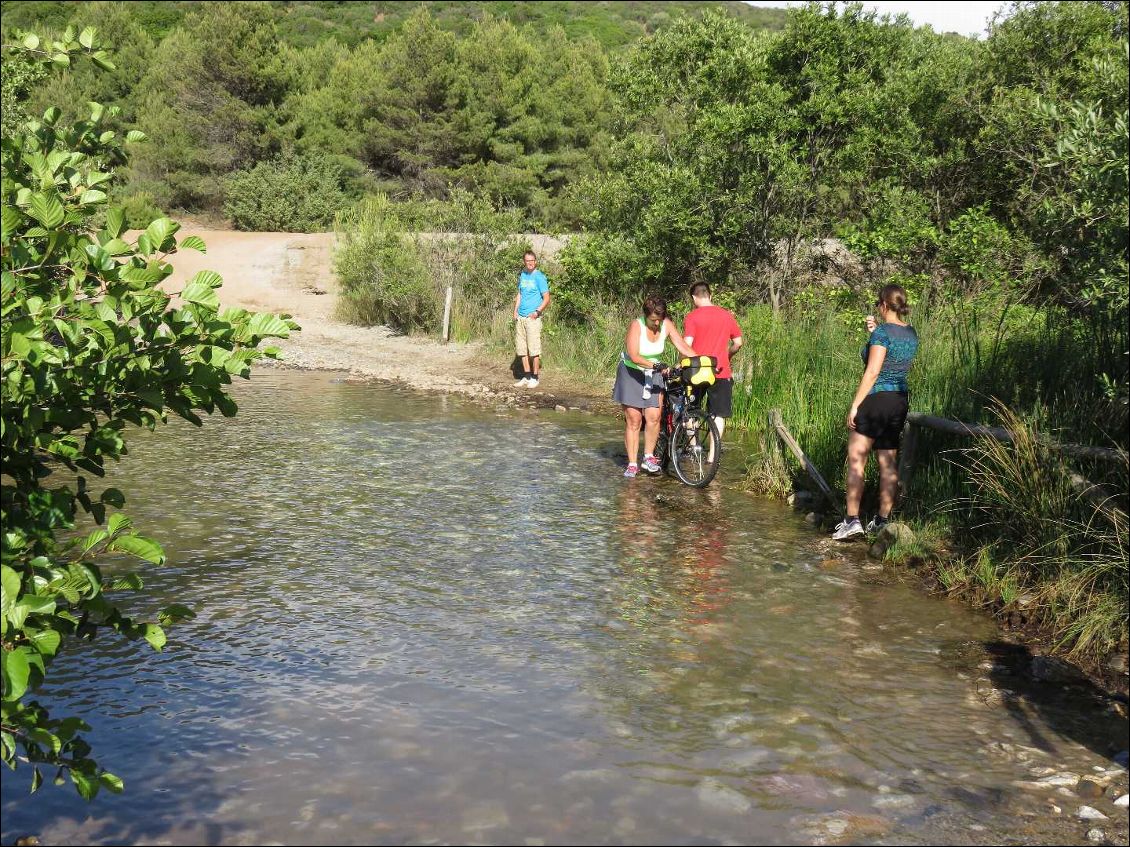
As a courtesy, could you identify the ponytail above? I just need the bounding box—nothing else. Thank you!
[878,284,911,319]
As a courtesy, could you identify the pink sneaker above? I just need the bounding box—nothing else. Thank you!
[623,463,639,478]
[642,454,661,474]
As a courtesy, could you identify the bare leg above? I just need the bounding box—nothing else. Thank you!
[708,416,725,463]
[642,405,661,456]
[845,431,874,517]
[521,355,531,376]
[530,355,540,378]
[876,448,899,518]
[624,406,643,466]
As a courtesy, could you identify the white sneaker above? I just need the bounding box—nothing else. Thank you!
[866,516,889,534]
[514,377,530,387]
[832,518,865,541]
[526,377,539,388]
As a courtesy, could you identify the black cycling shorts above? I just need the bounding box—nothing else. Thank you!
[704,377,733,418]
[855,391,909,450]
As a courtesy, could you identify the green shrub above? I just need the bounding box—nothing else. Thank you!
[224,153,352,232]
[333,196,436,332]
[116,189,166,229]
[334,191,533,338]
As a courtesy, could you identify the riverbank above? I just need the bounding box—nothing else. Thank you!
[173,225,1127,702]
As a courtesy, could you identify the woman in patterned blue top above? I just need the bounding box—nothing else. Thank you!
[833,284,919,541]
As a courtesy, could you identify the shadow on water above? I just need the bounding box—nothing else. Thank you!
[982,641,1128,762]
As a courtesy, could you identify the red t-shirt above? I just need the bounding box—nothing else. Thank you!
[683,305,742,379]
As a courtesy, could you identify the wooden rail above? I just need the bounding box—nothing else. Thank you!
[767,408,1125,515]
[904,412,1124,464]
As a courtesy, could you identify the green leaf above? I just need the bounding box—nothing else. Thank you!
[0,566,19,616]
[99,772,124,793]
[106,206,125,237]
[145,217,179,251]
[100,488,125,507]
[106,534,166,565]
[180,235,207,253]
[31,766,42,794]
[106,513,131,535]
[189,269,223,289]
[22,33,40,50]
[142,624,167,651]
[28,192,65,229]
[248,313,293,337]
[29,629,61,658]
[158,604,196,625]
[2,648,31,700]
[182,282,220,310]
[125,130,147,143]
[80,189,107,205]
[90,51,115,72]
[1,206,21,241]
[71,768,99,801]
[101,238,131,256]
[79,26,96,48]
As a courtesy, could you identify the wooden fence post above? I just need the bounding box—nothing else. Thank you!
[897,422,918,501]
[769,409,837,507]
[441,285,453,344]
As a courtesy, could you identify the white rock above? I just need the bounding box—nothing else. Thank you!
[1078,805,1109,821]
[1086,828,1105,842]
[1037,772,1081,786]
[1114,794,1129,807]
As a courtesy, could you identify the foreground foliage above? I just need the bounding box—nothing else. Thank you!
[1,29,297,797]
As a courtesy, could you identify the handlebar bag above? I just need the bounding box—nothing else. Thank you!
[679,355,717,387]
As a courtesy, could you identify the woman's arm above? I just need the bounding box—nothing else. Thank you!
[666,319,698,359]
[847,345,887,429]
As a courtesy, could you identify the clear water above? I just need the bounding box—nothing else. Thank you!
[2,371,1124,846]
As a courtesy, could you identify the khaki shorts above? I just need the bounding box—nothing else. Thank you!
[515,315,543,357]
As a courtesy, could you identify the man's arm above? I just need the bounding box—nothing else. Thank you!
[532,290,550,319]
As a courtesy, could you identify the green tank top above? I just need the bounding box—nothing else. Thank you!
[622,318,668,371]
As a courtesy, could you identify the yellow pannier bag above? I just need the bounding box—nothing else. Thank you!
[679,355,717,387]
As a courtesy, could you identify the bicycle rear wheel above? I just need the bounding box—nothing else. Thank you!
[669,409,721,487]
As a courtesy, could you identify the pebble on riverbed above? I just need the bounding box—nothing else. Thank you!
[1078,805,1109,820]
[1077,778,1107,799]
[1087,828,1106,842]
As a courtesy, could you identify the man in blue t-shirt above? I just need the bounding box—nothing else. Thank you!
[512,251,550,388]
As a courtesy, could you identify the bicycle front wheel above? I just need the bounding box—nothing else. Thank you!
[669,409,721,487]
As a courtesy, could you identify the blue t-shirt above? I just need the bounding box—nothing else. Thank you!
[861,323,918,393]
[517,270,549,317]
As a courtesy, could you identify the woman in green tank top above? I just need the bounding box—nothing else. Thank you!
[613,295,697,478]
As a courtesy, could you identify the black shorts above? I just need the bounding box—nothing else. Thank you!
[855,391,908,450]
[703,378,733,418]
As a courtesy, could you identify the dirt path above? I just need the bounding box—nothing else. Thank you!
[165,227,617,413]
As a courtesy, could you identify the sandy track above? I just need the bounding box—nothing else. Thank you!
[164,227,614,412]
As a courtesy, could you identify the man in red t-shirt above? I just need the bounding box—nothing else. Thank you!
[683,282,743,442]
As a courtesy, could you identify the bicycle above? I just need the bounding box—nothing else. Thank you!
[653,357,722,487]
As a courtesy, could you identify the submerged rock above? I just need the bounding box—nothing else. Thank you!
[1078,805,1109,820]
[868,521,914,559]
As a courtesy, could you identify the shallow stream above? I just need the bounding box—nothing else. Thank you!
[2,371,1125,845]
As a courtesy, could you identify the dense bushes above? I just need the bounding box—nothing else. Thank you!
[333,192,527,338]
[224,153,353,232]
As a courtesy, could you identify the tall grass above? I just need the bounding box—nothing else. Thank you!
[948,402,1128,657]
